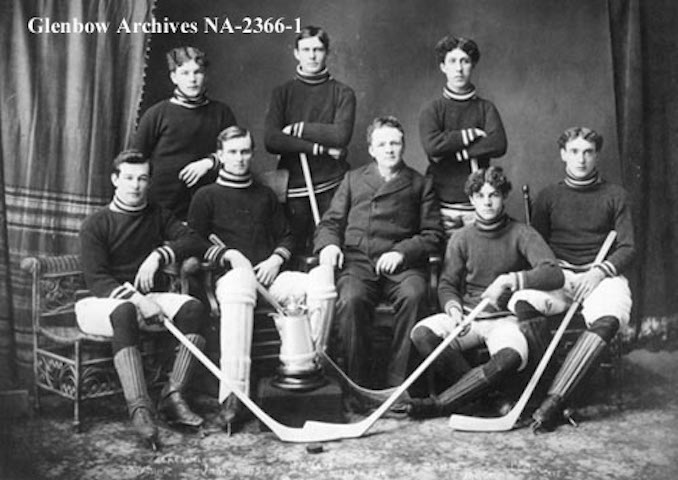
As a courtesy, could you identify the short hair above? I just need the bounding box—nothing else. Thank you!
[112,149,151,176]
[557,127,603,152]
[216,125,254,150]
[295,25,330,50]
[464,166,512,197]
[366,116,405,145]
[434,36,480,65]
[166,46,208,72]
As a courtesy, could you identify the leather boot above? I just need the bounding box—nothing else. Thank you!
[532,330,607,433]
[215,392,247,436]
[158,334,205,428]
[114,346,159,449]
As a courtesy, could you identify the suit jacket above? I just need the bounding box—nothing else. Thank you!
[314,161,443,270]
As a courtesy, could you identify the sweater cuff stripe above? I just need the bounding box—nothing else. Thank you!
[111,284,135,300]
[205,245,227,265]
[468,128,475,142]
[462,149,469,160]
[273,247,291,262]
[154,246,175,266]
[462,129,469,146]
[455,151,463,162]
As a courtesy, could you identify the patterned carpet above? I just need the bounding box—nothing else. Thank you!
[2,349,677,480]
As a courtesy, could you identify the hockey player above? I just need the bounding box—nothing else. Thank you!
[419,35,507,238]
[187,125,294,433]
[76,150,209,448]
[133,46,237,220]
[406,166,564,418]
[264,25,356,259]
[509,127,635,432]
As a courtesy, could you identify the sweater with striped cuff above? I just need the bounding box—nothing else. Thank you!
[419,88,507,204]
[187,179,294,267]
[132,99,236,220]
[531,177,635,276]
[80,201,206,299]
[264,73,356,194]
[438,217,564,315]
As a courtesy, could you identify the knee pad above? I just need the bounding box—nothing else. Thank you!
[589,316,620,343]
[482,348,522,380]
[110,301,139,354]
[410,325,440,356]
[173,299,206,335]
[512,300,543,321]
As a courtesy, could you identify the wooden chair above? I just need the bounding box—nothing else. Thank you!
[21,254,189,431]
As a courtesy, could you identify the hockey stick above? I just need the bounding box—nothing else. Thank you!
[209,233,399,403]
[300,152,321,225]
[318,351,401,404]
[162,298,487,443]
[207,234,286,316]
[448,231,617,432]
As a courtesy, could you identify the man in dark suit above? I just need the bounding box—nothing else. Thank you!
[314,116,444,389]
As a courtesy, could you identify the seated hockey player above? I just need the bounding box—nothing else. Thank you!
[509,126,635,432]
[76,150,209,449]
[406,166,564,418]
[187,125,295,433]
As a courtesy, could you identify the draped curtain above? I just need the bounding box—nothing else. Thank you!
[0,0,153,387]
[608,0,678,327]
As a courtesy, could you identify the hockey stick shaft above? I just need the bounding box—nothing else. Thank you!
[449,230,617,431]
[318,350,399,402]
[208,234,286,316]
[300,152,321,225]
[303,298,492,438]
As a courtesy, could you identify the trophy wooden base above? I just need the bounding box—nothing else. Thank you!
[257,376,345,428]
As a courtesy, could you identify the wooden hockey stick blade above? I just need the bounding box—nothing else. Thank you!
[162,318,354,443]
[302,299,491,438]
[448,231,617,432]
[318,350,401,404]
[166,298,487,442]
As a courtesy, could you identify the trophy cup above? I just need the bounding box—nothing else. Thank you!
[269,265,337,391]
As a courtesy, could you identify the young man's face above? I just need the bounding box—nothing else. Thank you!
[111,162,151,207]
[440,48,474,93]
[470,183,505,222]
[560,136,599,179]
[218,135,253,176]
[170,59,206,97]
[368,126,404,171]
[294,36,327,75]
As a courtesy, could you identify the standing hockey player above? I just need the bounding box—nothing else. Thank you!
[264,25,356,259]
[419,35,507,238]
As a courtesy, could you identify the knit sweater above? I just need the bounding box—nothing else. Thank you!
[531,178,635,275]
[438,218,563,314]
[132,99,236,220]
[80,202,206,299]
[419,91,507,204]
[187,181,294,266]
[264,76,356,195]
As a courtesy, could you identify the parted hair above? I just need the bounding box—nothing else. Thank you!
[557,127,604,152]
[166,46,208,72]
[295,25,330,50]
[216,125,254,150]
[464,166,512,197]
[435,36,480,65]
[366,116,405,145]
[112,149,151,176]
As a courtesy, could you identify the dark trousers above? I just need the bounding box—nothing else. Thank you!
[336,254,428,387]
[285,187,337,258]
